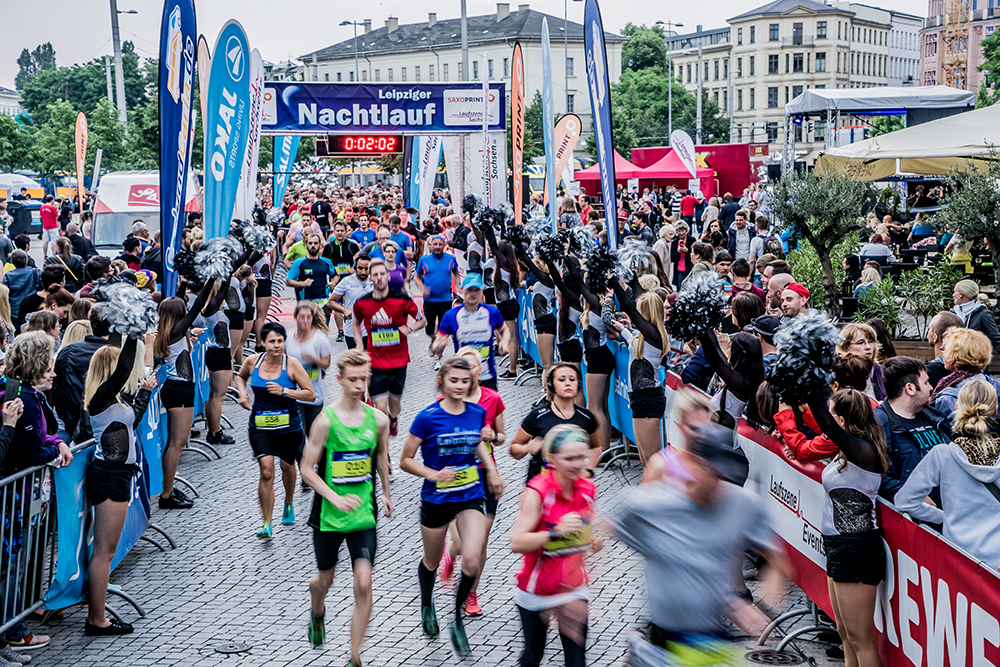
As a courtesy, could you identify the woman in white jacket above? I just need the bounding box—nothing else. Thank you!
[896,378,1000,569]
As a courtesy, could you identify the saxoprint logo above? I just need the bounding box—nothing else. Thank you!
[226,35,244,80]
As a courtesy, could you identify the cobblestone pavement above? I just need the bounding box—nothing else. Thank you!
[33,292,838,667]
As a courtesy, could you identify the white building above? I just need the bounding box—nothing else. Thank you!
[299,3,625,147]
[0,86,24,117]
[668,0,921,154]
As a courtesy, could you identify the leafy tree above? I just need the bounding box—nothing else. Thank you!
[857,277,901,337]
[869,115,904,137]
[978,30,1000,106]
[0,115,32,172]
[976,81,995,109]
[14,43,56,91]
[122,94,159,170]
[86,98,127,169]
[524,90,545,158]
[896,261,963,339]
[771,170,874,318]
[621,23,667,72]
[787,232,858,310]
[31,99,78,179]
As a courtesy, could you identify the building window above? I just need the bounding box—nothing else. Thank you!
[794,124,802,142]
[415,66,421,81]
[767,121,779,142]
[488,59,494,78]
[350,71,355,82]
[429,64,435,81]
[785,86,789,103]
[750,88,755,109]
[750,26,755,43]
[792,84,803,99]
[567,57,574,76]
[737,57,742,77]
[458,62,463,79]
[375,69,380,82]
[793,22,803,45]
[723,89,728,110]
[704,61,709,81]
[389,68,394,82]
[337,72,342,82]
[714,91,719,105]
[401,67,407,81]
[785,53,790,73]
[503,57,509,76]
[768,86,778,108]
[738,27,743,45]
[815,123,825,140]
[473,61,478,79]
[838,22,842,39]
[793,53,804,73]
[749,55,755,76]
[714,60,719,80]
[567,93,574,112]
[724,59,729,79]
[818,21,827,39]
[816,52,826,72]
[324,73,329,81]
[737,89,743,110]
[768,54,778,74]
[443,64,449,81]
[769,23,779,41]
[362,70,368,81]
[687,63,692,83]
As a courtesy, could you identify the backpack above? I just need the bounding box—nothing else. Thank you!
[760,233,784,259]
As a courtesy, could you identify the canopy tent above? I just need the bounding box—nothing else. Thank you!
[574,150,643,182]
[642,150,715,179]
[784,85,975,117]
[815,103,1000,181]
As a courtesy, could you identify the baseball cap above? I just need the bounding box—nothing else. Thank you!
[687,423,750,485]
[784,282,810,300]
[744,315,780,338]
[617,210,628,219]
[713,251,733,265]
[462,273,484,290]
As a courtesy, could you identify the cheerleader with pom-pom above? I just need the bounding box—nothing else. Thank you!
[483,223,522,380]
[513,243,557,378]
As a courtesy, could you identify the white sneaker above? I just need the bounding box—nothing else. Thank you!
[0,654,23,667]
[433,360,441,371]
[0,649,25,663]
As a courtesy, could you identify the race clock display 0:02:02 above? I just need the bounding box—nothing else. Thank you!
[328,135,403,155]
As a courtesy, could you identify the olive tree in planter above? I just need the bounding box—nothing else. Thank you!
[857,277,902,337]
[896,261,964,340]
[771,170,874,319]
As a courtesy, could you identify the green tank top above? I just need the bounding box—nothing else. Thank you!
[308,405,378,533]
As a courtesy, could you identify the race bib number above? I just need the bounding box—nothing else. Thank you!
[335,263,352,275]
[306,367,321,381]
[254,410,290,429]
[372,327,400,347]
[435,465,481,493]
[331,451,372,485]
[475,345,490,360]
[543,523,592,557]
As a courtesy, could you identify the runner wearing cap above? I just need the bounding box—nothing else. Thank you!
[432,274,509,391]
[781,283,810,320]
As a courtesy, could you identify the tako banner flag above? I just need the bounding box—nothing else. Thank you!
[272,135,300,208]
[74,112,87,211]
[541,19,557,233]
[204,20,250,241]
[670,129,698,179]
[234,49,263,222]
[159,0,196,297]
[410,136,441,221]
[197,34,210,149]
[544,114,582,206]
[583,0,617,248]
[511,42,525,225]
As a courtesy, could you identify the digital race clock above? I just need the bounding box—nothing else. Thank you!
[316,134,404,157]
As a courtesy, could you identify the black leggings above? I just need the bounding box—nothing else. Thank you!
[424,300,452,337]
[517,605,587,667]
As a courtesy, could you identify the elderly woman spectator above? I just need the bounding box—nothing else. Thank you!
[951,279,1000,354]
[930,328,1000,424]
[897,378,1000,568]
[837,323,886,401]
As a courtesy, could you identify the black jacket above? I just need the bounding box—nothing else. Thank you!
[52,334,109,436]
[68,233,98,262]
[953,303,1000,353]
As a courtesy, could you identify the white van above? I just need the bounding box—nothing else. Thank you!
[92,170,201,248]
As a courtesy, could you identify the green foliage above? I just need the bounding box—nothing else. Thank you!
[896,261,964,339]
[0,116,32,172]
[977,30,1000,106]
[15,43,56,91]
[772,170,873,317]
[524,90,545,160]
[976,81,995,109]
[787,232,858,308]
[875,185,908,221]
[869,115,904,137]
[857,277,901,337]
[621,23,667,72]
[30,99,77,179]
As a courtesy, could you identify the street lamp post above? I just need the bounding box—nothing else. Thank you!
[339,19,368,82]
[109,0,136,127]
[655,20,683,137]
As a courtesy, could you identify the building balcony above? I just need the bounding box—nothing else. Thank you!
[782,36,815,47]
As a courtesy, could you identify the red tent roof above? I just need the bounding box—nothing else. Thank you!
[641,149,714,179]
[574,150,642,180]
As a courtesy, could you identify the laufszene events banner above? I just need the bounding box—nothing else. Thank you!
[260,82,506,135]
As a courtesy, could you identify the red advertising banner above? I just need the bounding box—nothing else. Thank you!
[511,42,524,226]
[74,112,88,211]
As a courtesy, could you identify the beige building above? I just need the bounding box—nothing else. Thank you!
[920,0,1000,90]
[669,0,918,154]
[299,3,625,149]
[0,86,24,117]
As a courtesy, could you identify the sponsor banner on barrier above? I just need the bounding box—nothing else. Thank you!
[541,19,557,233]
[260,82,506,134]
[517,290,542,367]
[272,135,300,209]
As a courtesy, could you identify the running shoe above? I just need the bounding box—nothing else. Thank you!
[464,591,482,617]
[433,360,441,371]
[389,418,398,437]
[308,608,325,646]
[450,619,471,657]
[428,341,435,358]
[158,490,194,509]
[83,620,132,637]
[421,602,439,637]
[336,330,345,343]
[256,522,273,539]
[440,547,454,583]
[5,632,49,649]
[0,648,26,663]
[282,504,295,525]
[498,370,517,381]
[207,431,236,445]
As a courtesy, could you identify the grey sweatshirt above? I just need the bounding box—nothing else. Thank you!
[895,441,1000,568]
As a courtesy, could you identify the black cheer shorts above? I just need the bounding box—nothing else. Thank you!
[585,344,616,375]
[498,299,520,321]
[630,386,666,419]
[824,531,886,585]
[535,313,557,336]
[558,339,584,364]
[206,347,232,373]
[86,459,135,504]
[161,379,195,409]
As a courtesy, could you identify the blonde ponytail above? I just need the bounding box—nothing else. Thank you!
[953,379,998,440]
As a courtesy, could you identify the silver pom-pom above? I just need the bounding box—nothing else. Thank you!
[666,271,728,342]
[563,226,598,260]
[770,311,841,404]
[194,237,242,284]
[240,221,276,254]
[615,238,656,280]
[266,207,284,226]
[95,282,159,339]
[533,234,565,265]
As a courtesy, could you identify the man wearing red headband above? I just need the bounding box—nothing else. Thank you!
[781,282,810,319]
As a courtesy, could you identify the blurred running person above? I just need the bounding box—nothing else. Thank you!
[236,322,316,537]
[322,220,360,342]
[250,252,273,353]
[352,258,426,436]
[286,233,337,322]
[432,273,509,391]
[285,301,332,437]
[301,350,392,666]
[400,356,504,656]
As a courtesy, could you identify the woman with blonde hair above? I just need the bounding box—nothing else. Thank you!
[0,284,13,344]
[897,378,1000,568]
[59,319,92,351]
[284,301,331,438]
[930,327,1000,419]
[701,196,721,227]
[852,268,881,298]
[837,322,885,401]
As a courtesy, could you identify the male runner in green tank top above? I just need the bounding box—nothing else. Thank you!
[301,349,392,667]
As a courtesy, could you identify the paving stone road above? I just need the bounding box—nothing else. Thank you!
[32,290,838,667]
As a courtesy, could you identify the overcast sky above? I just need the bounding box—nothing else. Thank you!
[0,0,924,91]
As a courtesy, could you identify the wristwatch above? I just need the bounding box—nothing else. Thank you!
[548,527,560,540]
[281,387,288,396]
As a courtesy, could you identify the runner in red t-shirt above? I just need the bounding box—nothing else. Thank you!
[39,194,60,258]
[352,257,426,435]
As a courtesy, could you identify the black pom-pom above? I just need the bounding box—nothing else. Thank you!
[665,272,728,342]
[462,194,481,216]
[174,250,197,282]
[586,246,618,294]
[769,311,840,404]
[533,234,564,265]
[562,226,598,260]
[506,224,530,247]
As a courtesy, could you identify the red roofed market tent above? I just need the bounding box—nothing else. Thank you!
[574,150,643,185]
[575,149,717,201]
